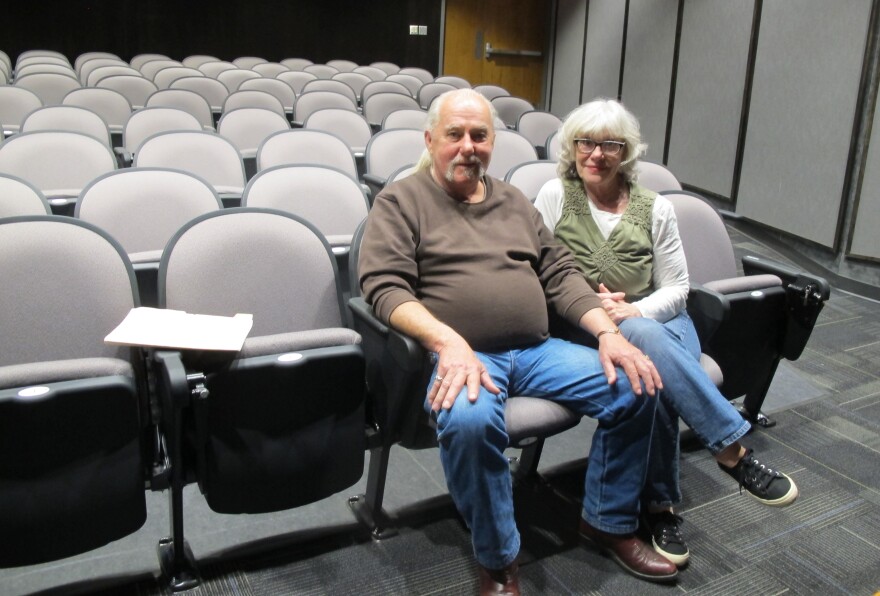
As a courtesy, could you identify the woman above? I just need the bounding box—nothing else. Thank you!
[534,98,798,567]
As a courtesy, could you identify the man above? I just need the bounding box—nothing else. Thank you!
[359,89,677,594]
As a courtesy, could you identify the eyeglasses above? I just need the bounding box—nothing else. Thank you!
[574,139,626,156]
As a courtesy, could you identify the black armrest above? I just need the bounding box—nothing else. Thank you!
[361,174,388,205]
[742,255,830,300]
[686,283,731,346]
[348,297,435,449]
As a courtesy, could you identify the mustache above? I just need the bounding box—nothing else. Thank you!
[452,155,484,166]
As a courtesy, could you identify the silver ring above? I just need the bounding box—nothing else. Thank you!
[435,376,444,382]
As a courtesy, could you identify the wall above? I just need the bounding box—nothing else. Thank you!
[5,0,443,74]
[545,0,880,291]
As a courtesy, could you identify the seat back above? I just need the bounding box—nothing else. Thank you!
[130,53,171,70]
[182,55,220,69]
[216,68,261,92]
[75,52,121,73]
[326,59,358,72]
[503,160,558,203]
[257,129,358,179]
[0,86,43,135]
[222,89,287,118]
[352,65,387,82]
[398,67,434,84]
[135,130,246,195]
[232,56,268,69]
[15,72,82,105]
[487,129,538,179]
[251,62,290,78]
[80,57,127,82]
[153,66,204,90]
[332,72,373,101]
[96,75,158,110]
[218,107,291,157]
[243,164,369,243]
[381,108,427,130]
[435,75,470,89]
[86,65,142,87]
[545,129,562,162]
[370,61,400,75]
[363,93,421,128]
[170,76,230,113]
[492,96,535,129]
[364,128,426,180]
[304,64,340,80]
[123,107,203,155]
[21,105,112,146]
[292,90,358,126]
[385,73,422,97]
[77,167,222,255]
[239,78,296,114]
[63,87,132,134]
[636,160,683,193]
[517,110,562,158]
[280,57,314,71]
[0,173,51,216]
[302,79,358,106]
[0,216,146,566]
[417,82,456,109]
[145,89,214,130]
[198,61,237,78]
[473,84,510,101]
[304,108,373,154]
[362,80,412,104]
[139,59,181,80]
[276,70,318,95]
[661,191,738,284]
[0,131,116,199]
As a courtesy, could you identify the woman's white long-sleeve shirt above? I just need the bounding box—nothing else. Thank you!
[534,178,689,323]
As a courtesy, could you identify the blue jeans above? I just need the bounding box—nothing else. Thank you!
[619,311,751,508]
[427,337,656,570]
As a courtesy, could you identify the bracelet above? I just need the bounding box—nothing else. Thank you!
[596,328,620,339]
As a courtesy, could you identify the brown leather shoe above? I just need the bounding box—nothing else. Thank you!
[478,561,521,596]
[579,519,678,583]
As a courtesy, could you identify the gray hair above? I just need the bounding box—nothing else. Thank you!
[415,88,498,172]
[556,98,647,182]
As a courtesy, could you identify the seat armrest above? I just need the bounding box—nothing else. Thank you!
[362,174,388,205]
[686,283,730,345]
[348,297,434,448]
[742,255,831,301]
[151,350,192,411]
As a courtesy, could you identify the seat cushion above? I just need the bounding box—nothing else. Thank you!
[505,396,581,446]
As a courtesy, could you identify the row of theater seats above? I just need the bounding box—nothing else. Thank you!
[1,50,572,214]
[1,49,831,591]
[0,188,829,590]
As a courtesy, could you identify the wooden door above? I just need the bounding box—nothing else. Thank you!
[443,0,548,105]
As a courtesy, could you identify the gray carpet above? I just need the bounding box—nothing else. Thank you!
[5,225,880,596]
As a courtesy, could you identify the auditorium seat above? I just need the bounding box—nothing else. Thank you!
[0,173,51,216]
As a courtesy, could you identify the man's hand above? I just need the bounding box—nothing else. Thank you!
[428,335,500,411]
[388,301,500,411]
[597,283,641,324]
[597,332,662,396]
[580,305,662,396]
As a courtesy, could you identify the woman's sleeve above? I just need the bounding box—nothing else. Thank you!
[632,196,689,322]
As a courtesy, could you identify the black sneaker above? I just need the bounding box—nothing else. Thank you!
[642,510,689,567]
[719,449,798,506]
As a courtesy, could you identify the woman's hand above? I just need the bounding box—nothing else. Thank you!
[597,283,642,324]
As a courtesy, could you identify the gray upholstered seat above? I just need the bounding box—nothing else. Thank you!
[151,209,366,583]
[0,216,148,567]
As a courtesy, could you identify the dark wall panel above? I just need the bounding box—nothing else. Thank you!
[6,1,441,72]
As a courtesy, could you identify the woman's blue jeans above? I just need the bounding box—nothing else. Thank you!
[427,337,656,570]
[619,311,751,509]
